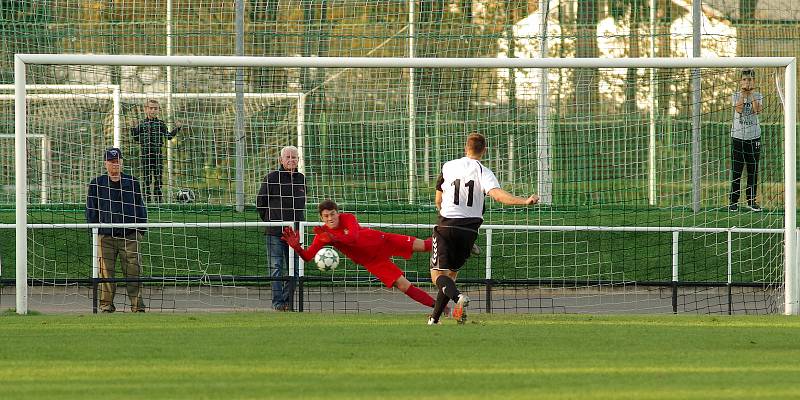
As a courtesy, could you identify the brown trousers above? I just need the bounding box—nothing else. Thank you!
[98,232,145,312]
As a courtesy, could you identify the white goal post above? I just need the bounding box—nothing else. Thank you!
[12,54,797,315]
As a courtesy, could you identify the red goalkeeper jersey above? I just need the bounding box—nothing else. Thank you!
[299,213,393,265]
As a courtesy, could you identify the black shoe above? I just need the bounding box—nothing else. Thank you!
[747,203,762,212]
[728,204,739,212]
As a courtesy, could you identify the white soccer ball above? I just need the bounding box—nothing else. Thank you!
[314,247,340,272]
[175,188,195,204]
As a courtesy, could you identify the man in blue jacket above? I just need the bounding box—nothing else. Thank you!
[86,147,148,313]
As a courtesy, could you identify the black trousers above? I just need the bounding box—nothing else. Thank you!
[141,158,164,201]
[730,137,761,205]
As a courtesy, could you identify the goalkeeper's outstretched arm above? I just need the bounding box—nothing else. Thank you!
[281,227,324,262]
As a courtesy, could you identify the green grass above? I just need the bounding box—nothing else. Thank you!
[2,313,800,399]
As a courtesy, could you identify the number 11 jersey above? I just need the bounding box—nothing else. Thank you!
[436,156,500,220]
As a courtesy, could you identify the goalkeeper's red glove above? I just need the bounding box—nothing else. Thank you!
[312,225,336,244]
[281,226,302,251]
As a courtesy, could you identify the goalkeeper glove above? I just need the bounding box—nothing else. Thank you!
[281,226,302,250]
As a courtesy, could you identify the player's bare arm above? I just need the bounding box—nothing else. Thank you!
[487,188,539,206]
[735,93,746,113]
[752,93,762,114]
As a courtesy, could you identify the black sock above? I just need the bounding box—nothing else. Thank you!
[436,275,461,302]
[430,291,450,322]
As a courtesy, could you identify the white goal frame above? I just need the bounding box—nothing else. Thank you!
[12,54,797,315]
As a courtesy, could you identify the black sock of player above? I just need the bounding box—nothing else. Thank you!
[435,275,461,302]
[431,291,449,322]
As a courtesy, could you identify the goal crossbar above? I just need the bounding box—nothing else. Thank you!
[13,54,796,68]
[12,55,797,315]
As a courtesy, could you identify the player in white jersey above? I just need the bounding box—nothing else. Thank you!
[428,133,539,325]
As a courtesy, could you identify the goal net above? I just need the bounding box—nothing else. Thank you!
[8,55,797,316]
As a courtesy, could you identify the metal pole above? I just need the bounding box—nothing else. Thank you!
[166,0,174,202]
[784,60,797,315]
[407,0,416,204]
[14,56,28,315]
[672,231,679,313]
[648,0,657,205]
[40,135,49,204]
[112,85,121,147]
[92,228,99,314]
[234,0,246,212]
[691,0,702,212]
[297,94,306,174]
[537,0,552,205]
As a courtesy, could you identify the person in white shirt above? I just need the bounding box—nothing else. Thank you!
[428,133,538,325]
[729,68,764,212]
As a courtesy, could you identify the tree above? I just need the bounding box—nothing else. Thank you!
[736,0,758,56]
[610,0,649,116]
[301,0,330,116]
[656,1,674,116]
[416,0,446,118]
[456,0,474,117]
[250,0,282,90]
[572,0,600,116]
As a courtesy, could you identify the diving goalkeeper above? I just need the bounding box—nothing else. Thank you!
[281,199,438,309]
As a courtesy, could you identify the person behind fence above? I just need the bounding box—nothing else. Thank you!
[729,68,764,212]
[131,99,182,203]
[257,146,306,312]
[85,147,148,313]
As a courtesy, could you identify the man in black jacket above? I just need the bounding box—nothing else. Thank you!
[86,148,148,313]
[131,99,182,203]
[256,146,306,311]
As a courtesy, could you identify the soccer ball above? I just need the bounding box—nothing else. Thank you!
[175,188,195,204]
[314,247,340,272]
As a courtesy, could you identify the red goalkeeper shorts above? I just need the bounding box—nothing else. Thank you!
[379,232,416,260]
[363,259,404,288]
[363,233,416,287]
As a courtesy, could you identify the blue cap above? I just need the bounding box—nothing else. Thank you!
[104,147,122,161]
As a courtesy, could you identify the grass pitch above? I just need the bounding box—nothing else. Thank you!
[2,312,800,400]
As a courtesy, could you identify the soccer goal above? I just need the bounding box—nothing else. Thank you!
[8,54,797,316]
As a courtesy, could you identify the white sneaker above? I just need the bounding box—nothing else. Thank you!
[747,203,763,212]
[453,294,470,324]
[427,316,439,325]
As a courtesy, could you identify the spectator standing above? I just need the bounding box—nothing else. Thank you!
[86,147,147,313]
[257,146,306,311]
